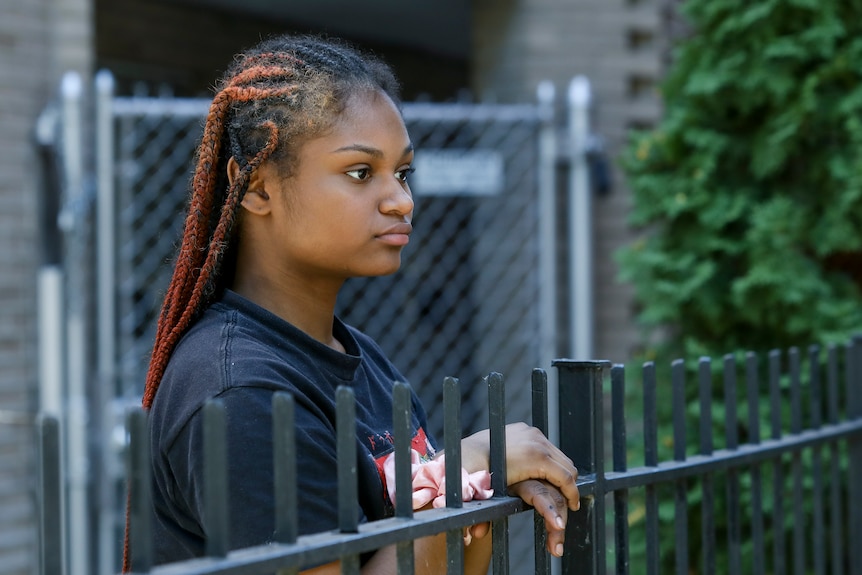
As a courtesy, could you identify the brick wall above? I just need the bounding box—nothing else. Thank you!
[473,0,665,363]
[0,2,47,572]
[0,0,92,572]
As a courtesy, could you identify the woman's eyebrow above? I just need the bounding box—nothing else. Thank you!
[331,143,415,158]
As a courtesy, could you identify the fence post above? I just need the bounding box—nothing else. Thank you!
[394,382,416,574]
[567,77,594,361]
[273,392,299,575]
[488,372,510,575]
[38,415,64,575]
[444,377,464,574]
[553,359,610,575]
[127,408,152,573]
[532,369,551,575]
[59,70,91,575]
[568,76,593,357]
[203,400,229,559]
[95,69,118,575]
[849,336,862,575]
[536,81,559,449]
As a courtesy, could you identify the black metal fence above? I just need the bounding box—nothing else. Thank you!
[38,336,862,574]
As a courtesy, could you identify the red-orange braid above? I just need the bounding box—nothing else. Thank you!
[141,90,295,409]
[141,115,279,409]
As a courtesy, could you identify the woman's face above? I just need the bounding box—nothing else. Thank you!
[254,89,415,283]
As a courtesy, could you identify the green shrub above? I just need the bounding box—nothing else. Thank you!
[618,0,862,361]
[616,0,862,571]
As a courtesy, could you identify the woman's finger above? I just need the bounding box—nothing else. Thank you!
[463,521,491,546]
[503,425,580,511]
[508,479,569,557]
[535,456,580,511]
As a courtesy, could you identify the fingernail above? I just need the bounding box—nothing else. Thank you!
[555,516,565,530]
[575,500,581,511]
[555,543,564,557]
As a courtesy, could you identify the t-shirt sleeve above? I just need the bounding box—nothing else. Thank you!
[166,385,363,551]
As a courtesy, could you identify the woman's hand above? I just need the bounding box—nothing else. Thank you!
[459,422,579,557]
[461,423,579,511]
[509,479,570,557]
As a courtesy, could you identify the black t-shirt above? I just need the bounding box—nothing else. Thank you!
[148,290,436,565]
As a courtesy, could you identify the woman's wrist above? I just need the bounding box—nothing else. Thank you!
[458,430,490,474]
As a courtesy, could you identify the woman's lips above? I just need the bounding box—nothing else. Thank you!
[376,222,412,246]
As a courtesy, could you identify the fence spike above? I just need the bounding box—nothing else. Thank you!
[393,382,415,574]
[443,377,463,510]
[610,365,629,575]
[273,392,297,545]
[745,352,765,575]
[203,399,229,558]
[443,376,464,574]
[38,415,64,575]
[393,382,414,519]
[128,408,152,572]
[531,369,551,575]
[336,386,358,534]
[488,372,509,575]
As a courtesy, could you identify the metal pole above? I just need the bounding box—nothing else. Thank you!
[537,81,563,575]
[35,84,68,575]
[38,267,65,418]
[536,80,559,446]
[567,76,593,360]
[59,70,90,575]
[34,96,65,421]
[37,266,66,575]
[95,69,117,575]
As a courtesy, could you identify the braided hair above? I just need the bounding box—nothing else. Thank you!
[140,34,401,410]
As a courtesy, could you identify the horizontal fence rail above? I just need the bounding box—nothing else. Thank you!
[36,336,862,574]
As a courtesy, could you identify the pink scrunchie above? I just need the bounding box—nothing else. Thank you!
[382,449,494,510]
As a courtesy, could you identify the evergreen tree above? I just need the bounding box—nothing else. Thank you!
[618,0,862,359]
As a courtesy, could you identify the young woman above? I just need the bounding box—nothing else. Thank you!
[133,33,579,574]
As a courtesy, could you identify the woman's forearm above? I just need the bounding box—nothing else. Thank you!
[301,530,490,575]
[398,529,492,575]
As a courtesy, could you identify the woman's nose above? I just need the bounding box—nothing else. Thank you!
[380,180,414,216]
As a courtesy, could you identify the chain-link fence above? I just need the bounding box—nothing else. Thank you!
[106,93,554,440]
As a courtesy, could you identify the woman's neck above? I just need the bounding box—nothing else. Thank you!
[231,269,345,353]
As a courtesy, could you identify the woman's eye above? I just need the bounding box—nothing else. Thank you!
[346,168,371,181]
[396,166,415,183]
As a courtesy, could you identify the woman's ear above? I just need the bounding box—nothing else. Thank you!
[226,155,242,188]
[228,156,271,215]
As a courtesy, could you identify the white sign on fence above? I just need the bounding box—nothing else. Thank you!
[411,149,505,196]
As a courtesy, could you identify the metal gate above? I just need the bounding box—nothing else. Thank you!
[98,86,557,437]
